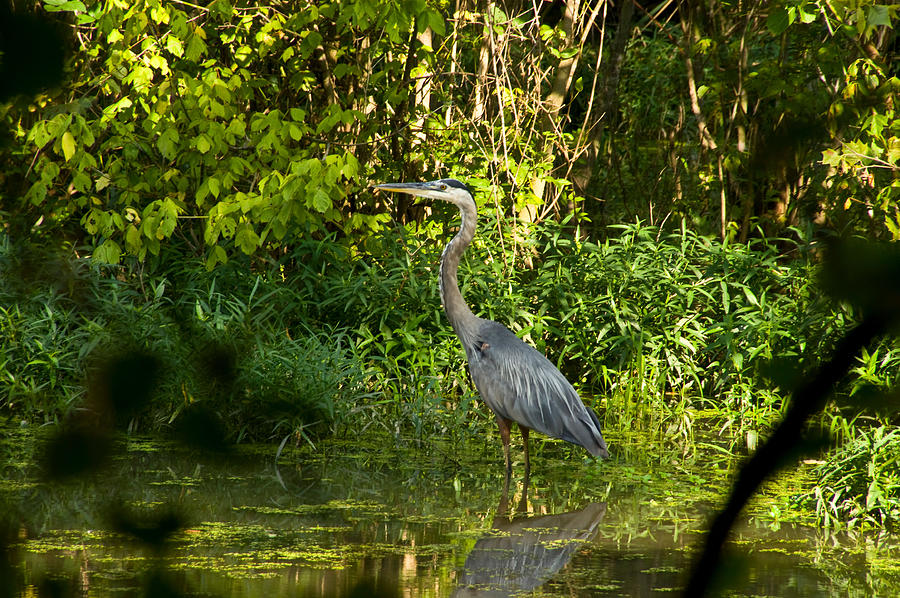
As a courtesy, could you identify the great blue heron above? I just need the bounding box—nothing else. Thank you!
[375,179,610,475]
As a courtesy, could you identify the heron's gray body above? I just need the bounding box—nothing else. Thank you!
[464,318,608,456]
[375,178,609,471]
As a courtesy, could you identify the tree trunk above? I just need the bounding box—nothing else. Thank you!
[571,0,633,200]
[543,0,581,128]
[472,2,495,122]
[413,27,433,148]
[517,0,582,262]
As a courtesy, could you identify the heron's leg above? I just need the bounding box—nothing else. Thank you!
[517,470,530,514]
[496,416,513,478]
[498,473,511,517]
[519,425,531,478]
[517,426,531,513]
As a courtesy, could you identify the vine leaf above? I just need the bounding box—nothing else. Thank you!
[61,131,75,162]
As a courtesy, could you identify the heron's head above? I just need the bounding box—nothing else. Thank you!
[373,178,473,209]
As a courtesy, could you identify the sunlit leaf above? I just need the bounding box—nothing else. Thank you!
[235,223,260,254]
[311,189,331,213]
[61,131,76,161]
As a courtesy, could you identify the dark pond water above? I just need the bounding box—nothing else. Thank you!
[2,423,899,597]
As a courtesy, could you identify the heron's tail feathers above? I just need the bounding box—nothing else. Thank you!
[580,406,610,459]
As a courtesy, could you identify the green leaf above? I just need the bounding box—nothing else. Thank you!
[341,154,359,178]
[43,0,87,12]
[798,4,817,24]
[887,138,900,164]
[26,182,47,206]
[203,215,220,245]
[95,174,111,191]
[885,214,900,240]
[125,224,142,253]
[157,128,179,159]
[195,134,211,154]
[235,224,260,254]
[84,208,102,234]
[93,239,121,264]
[157,199,179,238]
[186,31,207,60]
[425,8,446,36]
[766,6,793,35]
[227,117,246,137]
[311,188,331,213]
[196,179,210,204]
[206,245,227,270]
[238,192,260,214]
[72,171,91,193]
[211,0,234,19]
[558,47,579,60]
[868,5,892,28]
[150,4,169,24]
[742,286,760,307]
[208,177,220,198]
[268,217,286,239]
[61,131,76,161]
[219,216,236,239]
[821,148,842,167]
[165,35,184,57]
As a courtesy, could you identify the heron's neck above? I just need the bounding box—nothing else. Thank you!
[440,199,479,340]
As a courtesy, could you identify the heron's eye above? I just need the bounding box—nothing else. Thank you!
[440,184,447,190]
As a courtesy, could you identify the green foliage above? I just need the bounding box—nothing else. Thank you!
[6,0,900,258]
[793,326,900,530]
[0,300,87,420]
[11,0,454,265]
[5,218,893,442]
[771,0,900,238]
[5,0,900,539]
[0,238,369,442]
[800,425,900,529]
[592,0,900,241]
[428,219,832,434]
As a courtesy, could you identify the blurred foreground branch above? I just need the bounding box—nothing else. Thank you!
[684,240,900,596]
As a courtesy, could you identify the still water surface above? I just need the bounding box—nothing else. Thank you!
[3,424,898,596]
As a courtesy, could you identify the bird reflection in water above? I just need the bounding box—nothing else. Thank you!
[453,474,607,597]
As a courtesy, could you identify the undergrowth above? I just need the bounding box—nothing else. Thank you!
[796,424,900,530]
[3,221,900,529]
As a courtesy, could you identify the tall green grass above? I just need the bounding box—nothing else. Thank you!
[0,221,873,437]
[357,218,833,436]
[0,238,370,442]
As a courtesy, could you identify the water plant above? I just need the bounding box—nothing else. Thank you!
[799,425,900,530]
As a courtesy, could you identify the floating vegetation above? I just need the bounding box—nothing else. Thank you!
[6,424,900,596]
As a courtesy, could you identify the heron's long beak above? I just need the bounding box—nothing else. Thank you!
[373,182,433,196]
[373,181,443,206]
